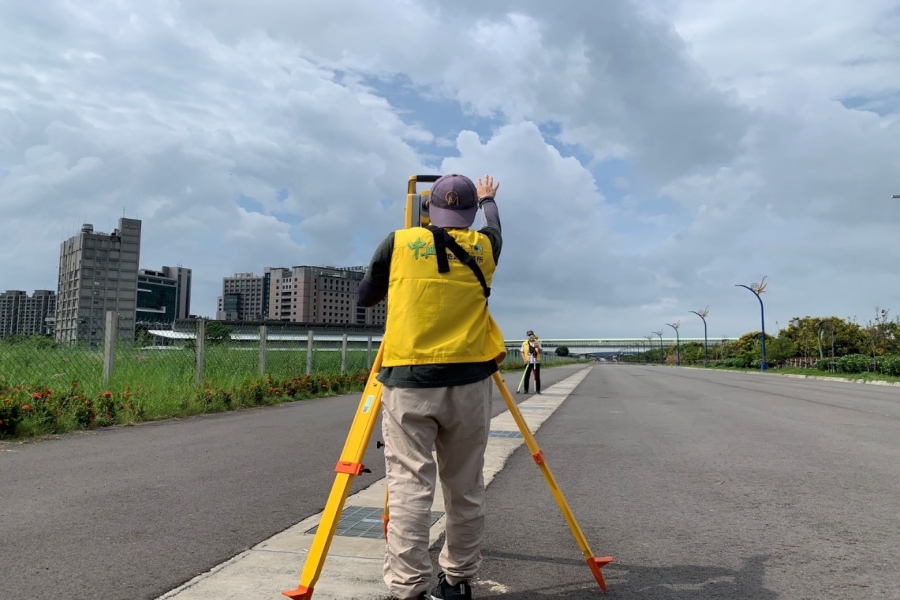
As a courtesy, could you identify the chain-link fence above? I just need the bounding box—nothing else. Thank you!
[0,313,581,438]
[0,314,382,437]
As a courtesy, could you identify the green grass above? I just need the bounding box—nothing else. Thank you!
[0,345,374,440]
[0,343,586,440]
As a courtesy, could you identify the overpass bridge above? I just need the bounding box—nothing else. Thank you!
[150,324,737,360]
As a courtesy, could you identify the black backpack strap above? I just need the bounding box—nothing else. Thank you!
[427,226,491,298]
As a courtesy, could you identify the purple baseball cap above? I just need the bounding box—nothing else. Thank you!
[429,174,478,228]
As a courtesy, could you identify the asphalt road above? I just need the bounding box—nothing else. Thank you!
[459,365,900,599]
[0,365,580,600]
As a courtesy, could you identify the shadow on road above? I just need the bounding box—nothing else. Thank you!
[477,551,777,599]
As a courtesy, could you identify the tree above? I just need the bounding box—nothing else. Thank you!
[206,322,233,345]
[678,342,705,364]
[555,346,569,357]
[766,336,797,366]
[779,316,865,359]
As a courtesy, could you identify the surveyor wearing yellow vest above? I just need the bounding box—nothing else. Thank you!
[358,173,504,600]
[521,330,542,394]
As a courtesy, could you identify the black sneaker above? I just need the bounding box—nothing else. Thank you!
[430,572,472,600]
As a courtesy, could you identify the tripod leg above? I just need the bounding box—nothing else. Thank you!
[516,366,527,393]
[490,371,613,593]
[283,346,386,600]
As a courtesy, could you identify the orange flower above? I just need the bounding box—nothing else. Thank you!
[102,391,112,398]
[22,404,32,411]
[32,392,41,400]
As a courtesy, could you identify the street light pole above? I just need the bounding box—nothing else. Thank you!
[654,330,665,365]
[736,277,769,371]
[666,321,681,366]
[690,307,710,367]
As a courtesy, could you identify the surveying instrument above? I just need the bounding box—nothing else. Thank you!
[283,175,613,599]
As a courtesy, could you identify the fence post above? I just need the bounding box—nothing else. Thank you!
[195,318,206,387]
[341,333,348,374]
[259,325,267,375]
[102,310,118,385]
[306,329,314,376]
[367,335,373,369]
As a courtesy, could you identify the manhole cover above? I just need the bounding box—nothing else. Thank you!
[489,430,523,439]
[306,505,444,539]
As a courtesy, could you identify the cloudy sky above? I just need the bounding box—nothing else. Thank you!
[1,0,899,340]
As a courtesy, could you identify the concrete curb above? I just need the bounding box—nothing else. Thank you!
[158,366,593,600]
[688,366,900,388]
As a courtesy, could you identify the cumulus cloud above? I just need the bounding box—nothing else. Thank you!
[1,0,898,340]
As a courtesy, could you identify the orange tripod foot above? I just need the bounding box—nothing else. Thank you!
[282,586,313,600]
[588,556,614,593]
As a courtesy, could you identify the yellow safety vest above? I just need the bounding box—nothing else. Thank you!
[383,227,507,366]
[522,339,542,363]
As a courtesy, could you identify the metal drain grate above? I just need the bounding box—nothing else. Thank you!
[306,505,444,539]
[488,430,524,439]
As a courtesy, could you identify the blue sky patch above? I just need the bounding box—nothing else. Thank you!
[363,73,503,161]
[237,194,266,215]
[839,92,900,117]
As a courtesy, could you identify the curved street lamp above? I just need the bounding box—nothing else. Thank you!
[689,307,710,367]
[736,276,769,370]
[666,321,681,366]
[654,330,665,364]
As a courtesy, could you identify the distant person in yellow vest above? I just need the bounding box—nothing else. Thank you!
[358,173,505,600]
[521,330,542,394]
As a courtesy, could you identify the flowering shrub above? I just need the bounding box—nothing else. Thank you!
[0,369,371,439]
[816,354,900,376]
[879,356,900,376]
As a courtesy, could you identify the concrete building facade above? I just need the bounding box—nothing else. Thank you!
[217,266,386,326]
[267,265,386,326]
[0,290,56,338]
[56,219,142,345]
[216,273,266,321]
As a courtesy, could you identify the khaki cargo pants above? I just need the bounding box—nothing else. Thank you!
[381,378,493,599]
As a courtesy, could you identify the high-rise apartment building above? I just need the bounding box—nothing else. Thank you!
[0,290,56,338]
[216,273,266,321]
[56,219,141,345]
[216,266,386,325]
[266,265,386,325]
[136,266,192,325]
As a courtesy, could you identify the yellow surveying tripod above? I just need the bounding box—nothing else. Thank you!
[283,175,612,599]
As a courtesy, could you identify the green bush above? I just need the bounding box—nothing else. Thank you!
[834,354,871,374]
[722,354,753,368]
[816,359,835,371]
[879,355,900,377]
